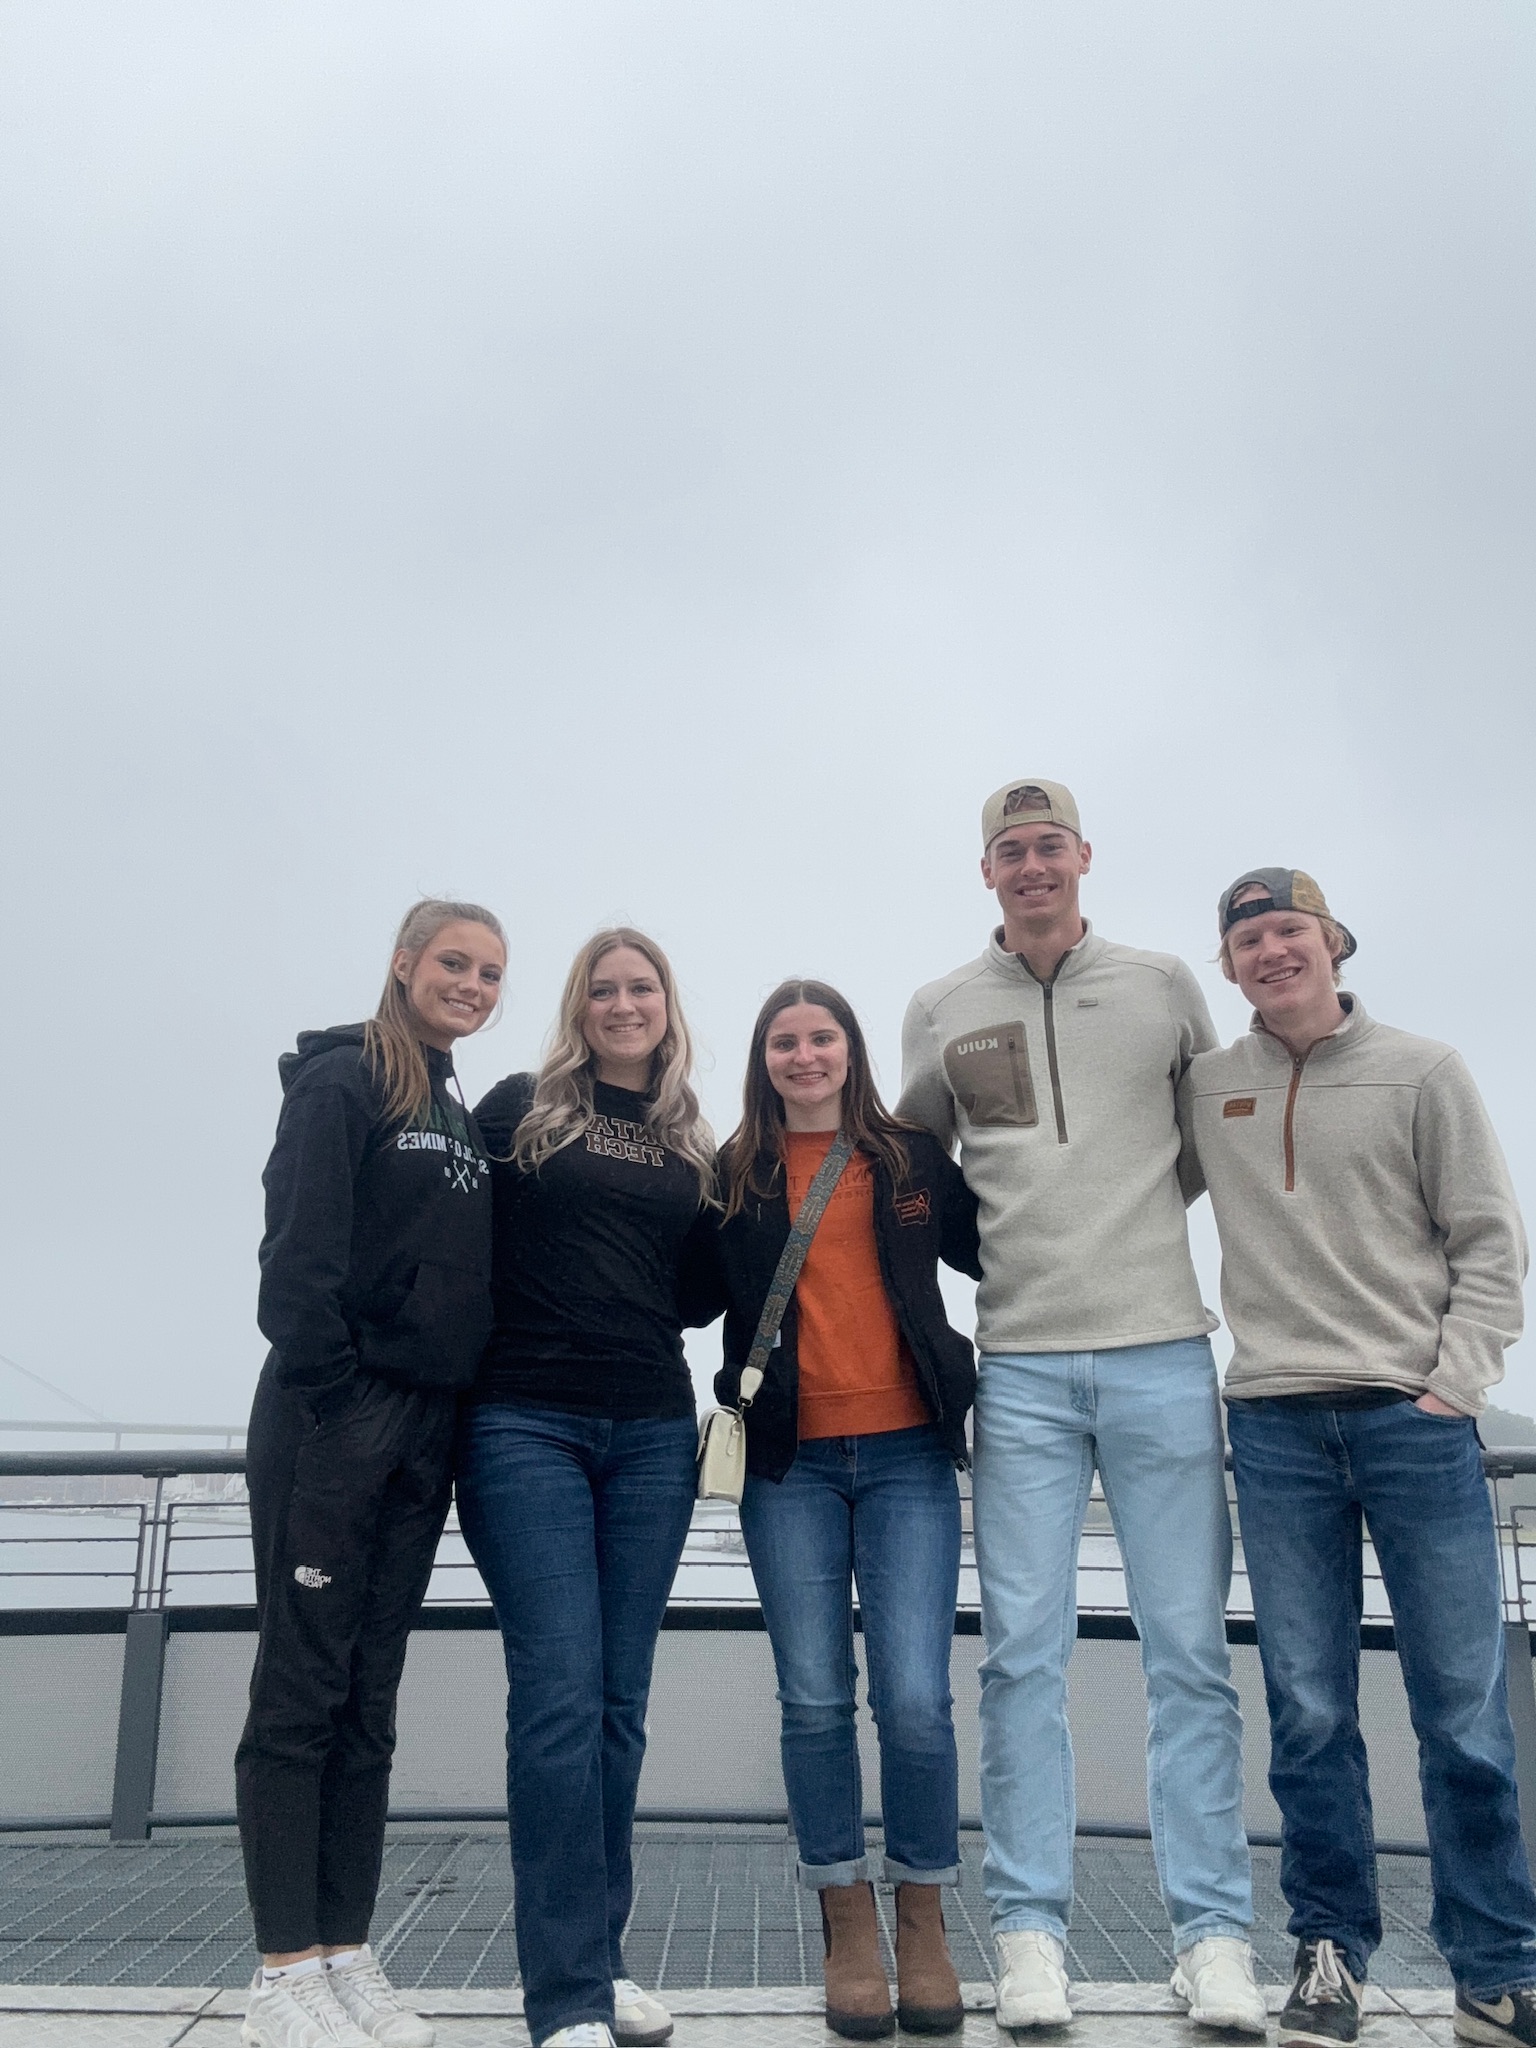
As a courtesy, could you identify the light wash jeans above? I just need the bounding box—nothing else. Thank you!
[973,1338,1252,1950]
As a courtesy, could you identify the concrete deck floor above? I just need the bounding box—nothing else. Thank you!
[0,1828,1456,2044]
[0,1982,1463,2047]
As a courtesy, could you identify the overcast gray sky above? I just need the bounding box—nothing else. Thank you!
[2,2,1534,1430]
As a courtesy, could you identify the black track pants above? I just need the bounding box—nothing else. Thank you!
[235,1359,455,1954]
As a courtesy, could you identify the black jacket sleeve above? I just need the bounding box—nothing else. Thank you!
[677,1205,730,1332]
[930,1142,983,1280]
[473,1071,536,1158]
[256,1060,376,1395]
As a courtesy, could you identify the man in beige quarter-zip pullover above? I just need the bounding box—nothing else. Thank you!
[898,781,1264,2038]
[1183,869,1536,2048]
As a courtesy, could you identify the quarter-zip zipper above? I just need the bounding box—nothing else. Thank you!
[1040,978,1068,1144]
[1280,1041,1326,1192]
[1016,951,1072,1144]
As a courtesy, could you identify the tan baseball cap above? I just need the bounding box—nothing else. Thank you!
[1218,867,1358,960]
[981,779,1082,851]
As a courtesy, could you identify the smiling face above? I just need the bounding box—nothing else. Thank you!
[582,944,669,1087]
[982,820,1092,944]
[763,1002,849,1131]
[1225,891,1345,1045]
[398,919,506,1051]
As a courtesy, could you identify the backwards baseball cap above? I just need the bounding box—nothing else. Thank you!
[1217,868,1357,960]
[981,778,1082,851]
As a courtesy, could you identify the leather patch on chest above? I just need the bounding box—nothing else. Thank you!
[893,1189,932,1226]
[1223,1097,1257,1118]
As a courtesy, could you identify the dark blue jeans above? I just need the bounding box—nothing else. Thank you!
[455,1402,697,2046]
[1228,1396,1536,1995]
[738,1425,962,1889]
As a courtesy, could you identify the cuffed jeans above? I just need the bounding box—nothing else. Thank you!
[973,1339,1252,1949]
[1228,1395,1536,1996]
[455,1402,697,2047]
[739,1424,962,1889]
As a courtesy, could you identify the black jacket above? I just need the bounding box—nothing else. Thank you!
[706,1130,982,1481]
[257,1024,494,1399]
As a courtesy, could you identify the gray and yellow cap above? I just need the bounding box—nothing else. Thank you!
[1217,868,1357,960]
[982,778,1082,851]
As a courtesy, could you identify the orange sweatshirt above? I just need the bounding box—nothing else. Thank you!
[782,1131,930,1441]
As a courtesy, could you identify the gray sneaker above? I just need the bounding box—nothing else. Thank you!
[241,1967,375,2048]
[613,1979,673,2045]
[325,1947,435,2047]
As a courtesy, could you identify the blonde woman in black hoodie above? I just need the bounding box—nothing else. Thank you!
[237,899,505,2048]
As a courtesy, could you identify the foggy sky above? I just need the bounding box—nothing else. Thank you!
[2,2,1534,1428]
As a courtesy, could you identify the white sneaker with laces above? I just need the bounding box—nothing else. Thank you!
[324,1947,434,2047]
[241,1967,376,2048]
[544,2029,618,2048]
[994,1931,1073,2029]
[613,1978,674,2045]
[1171,1937,1268,2036]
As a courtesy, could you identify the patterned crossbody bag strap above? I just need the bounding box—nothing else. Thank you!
[736,1130,857,1410]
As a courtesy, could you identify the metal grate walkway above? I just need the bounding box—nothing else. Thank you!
[0,1827,1449,1992]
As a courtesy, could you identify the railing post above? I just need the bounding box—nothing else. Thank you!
[110,1609,169,1840]
[109,1478,171,1842]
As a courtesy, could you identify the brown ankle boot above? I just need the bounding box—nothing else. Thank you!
[894,1883,964,2035]
[820,1881,895,2039]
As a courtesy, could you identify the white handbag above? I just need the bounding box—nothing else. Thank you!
[696,1132,855,1506]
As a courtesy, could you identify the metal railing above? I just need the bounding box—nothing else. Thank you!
[4,1447,1536,1846]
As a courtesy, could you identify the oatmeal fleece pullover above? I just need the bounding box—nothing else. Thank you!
[1180,997,1527,1415]
[898,926,1219,1355]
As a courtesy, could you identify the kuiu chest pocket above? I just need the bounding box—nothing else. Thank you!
[943,1022,1039,1128]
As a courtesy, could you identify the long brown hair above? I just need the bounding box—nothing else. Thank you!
[364,898,506,1129]
[510,927,715,1199]
[721,979,913,1220]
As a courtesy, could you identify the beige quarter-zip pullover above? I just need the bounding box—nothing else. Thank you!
[1181,997,1527,1415]
[898,926,1219,1355]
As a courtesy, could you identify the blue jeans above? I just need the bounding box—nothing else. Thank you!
[1228,1396,1536,1996]
[972,1339,1252,1949]
[739,1424,962,1890]
[455,1402,697,2046]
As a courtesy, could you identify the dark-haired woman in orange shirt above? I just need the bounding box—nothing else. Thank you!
[709,980,980,2042]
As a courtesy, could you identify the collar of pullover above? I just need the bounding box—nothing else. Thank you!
[423,1043,456,1081]
[987,921,1103,985]
[1249,991,1374,1065]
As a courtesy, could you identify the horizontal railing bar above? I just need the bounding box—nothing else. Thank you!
[0,1421,245,1438]
[0,1807,1436,1856]
[0,1452,247,1477]
[3,1445,1533,1480]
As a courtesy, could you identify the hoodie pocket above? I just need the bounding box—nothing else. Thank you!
[356,1258,494,1390]
[943,1022,1039,1128]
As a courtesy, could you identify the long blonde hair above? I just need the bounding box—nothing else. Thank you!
[364,898,506,1129]
[511,927,715,1198]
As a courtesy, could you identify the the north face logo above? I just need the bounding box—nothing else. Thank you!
[293,1565,332,1590]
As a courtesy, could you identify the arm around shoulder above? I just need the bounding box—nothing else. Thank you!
[1169,958,1220,1065]
[896,992,956,1149]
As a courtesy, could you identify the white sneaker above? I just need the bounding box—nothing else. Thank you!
[994,1931,1073,2029]
[241,1967,376,2048]
[1171,1937,1268,2036]
[613,1979,673,2045]
[325,1947,435,2047]
[544,2029,618,2048]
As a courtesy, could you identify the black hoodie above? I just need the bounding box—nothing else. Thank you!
[257,1024,494,1399]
